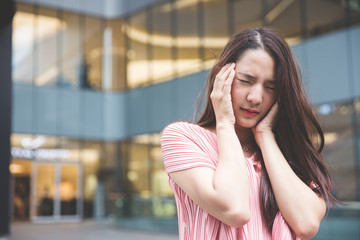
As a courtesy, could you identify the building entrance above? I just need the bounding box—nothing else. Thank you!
[31,161,83,222]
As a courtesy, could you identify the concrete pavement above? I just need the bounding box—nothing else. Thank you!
[8,221,178,240]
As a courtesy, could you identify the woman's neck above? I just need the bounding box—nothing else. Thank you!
[234,125,254,144]
[235,125,257,156]
[205,124,257,156]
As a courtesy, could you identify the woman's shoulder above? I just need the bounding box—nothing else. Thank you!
[162,121,198,135]
[161,121,215,139]
[163,121,196,129]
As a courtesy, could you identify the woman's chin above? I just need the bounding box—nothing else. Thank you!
[235,121,257,130]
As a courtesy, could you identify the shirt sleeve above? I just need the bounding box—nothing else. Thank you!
[160,122,216,174]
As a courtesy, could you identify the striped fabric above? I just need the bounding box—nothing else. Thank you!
[161,122,299,240]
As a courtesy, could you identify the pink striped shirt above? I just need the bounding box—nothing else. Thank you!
[161,122,299,240]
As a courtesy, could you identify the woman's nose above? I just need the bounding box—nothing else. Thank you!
[247,85,263,105]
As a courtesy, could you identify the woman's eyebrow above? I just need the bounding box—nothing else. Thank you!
[238,72,256,80]
[238,72,275,83]
[266,80,276,84]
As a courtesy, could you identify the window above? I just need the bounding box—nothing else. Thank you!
[203,0,229,68]
[306,0,347,38]
[83,16,104,90]
[60,12,81,89]
[126,10,150,88]
[176,0,203,77]
[12,4,35,84]
[35,7,61,87]
[316,101,358,200]
[117,133,176,229]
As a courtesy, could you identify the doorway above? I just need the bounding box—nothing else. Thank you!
[31,161,83,222]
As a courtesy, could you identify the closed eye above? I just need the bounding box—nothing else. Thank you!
[238,79,251,84]
[265,85,276,91]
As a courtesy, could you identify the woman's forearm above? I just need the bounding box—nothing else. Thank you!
[213,122,250,223]
[257,133,326,239]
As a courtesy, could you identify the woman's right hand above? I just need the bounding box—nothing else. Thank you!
[210,63,236,126]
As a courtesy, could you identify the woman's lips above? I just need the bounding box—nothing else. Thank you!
[241,108,259,117]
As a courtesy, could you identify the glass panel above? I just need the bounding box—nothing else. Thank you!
[81,140,101,218]
[59,137,81,162]
[233,0,263,32]
[12,3,35,84]
[60,12,81,89]
[104,19,126,91]
[128,140,150,196]
[176,0,202,78]
[151,5,174,84]
[36,164,55,216]
[60,165,78,216]
[10,160,31,221]
[123,134,152,219]
[316,101,356,200]
[101,141,121,217]
[356,99,360,200]
[356,98,360,137]
[115,134,177,231]
[35,7,61,87]
[83,16,103,90]
[350,0,360,26]
[306,0,346,38]
[267,0,302,45]
[126,11,149,88]
[203,0,229,69]
[150,134,176,219]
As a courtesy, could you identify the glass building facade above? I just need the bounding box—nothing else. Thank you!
[11,0,360,238]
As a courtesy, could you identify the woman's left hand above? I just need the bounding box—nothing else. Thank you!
[252,103,278,140]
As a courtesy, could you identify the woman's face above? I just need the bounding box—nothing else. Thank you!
[231,48,277,129]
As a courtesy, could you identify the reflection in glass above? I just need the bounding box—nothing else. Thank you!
[267,0,302,45]
[11,160,31,221]
[12,4,35,84]
[36,164,54,216]
[151,5,174,83]
[83,16,103,90]
[116,133,176,228]
[316,101,356,200]
[60,165,78,215]
[355,99,360,200]
[233,0,262,33]
[60,12,81,88]
[176,0,202,78]
[104,19,126,91]
[128,141,150,195]
[81,140,101,218]
[350,0,360,26]
[59,137,81,161]
[306,0,346,38]
[203,0,229,68]
[35,7,62,87]
[126,11,149,88]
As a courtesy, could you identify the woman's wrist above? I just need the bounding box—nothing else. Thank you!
[216,121,235,131]
[255,131,276,147]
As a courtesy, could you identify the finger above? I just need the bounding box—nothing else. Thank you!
[221,63,235,89]
[220,63,235,79]
[217,63,231,77]
[213,63,231,92]
[223,69,235,93]
[217,63,234,90]
[266,103,279,121]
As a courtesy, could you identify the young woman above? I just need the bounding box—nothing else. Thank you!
[160,27,336,240]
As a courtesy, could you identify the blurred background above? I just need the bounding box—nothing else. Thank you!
[1,0,359,239]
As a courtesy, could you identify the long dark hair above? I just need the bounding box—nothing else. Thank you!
[197,27,336,235]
